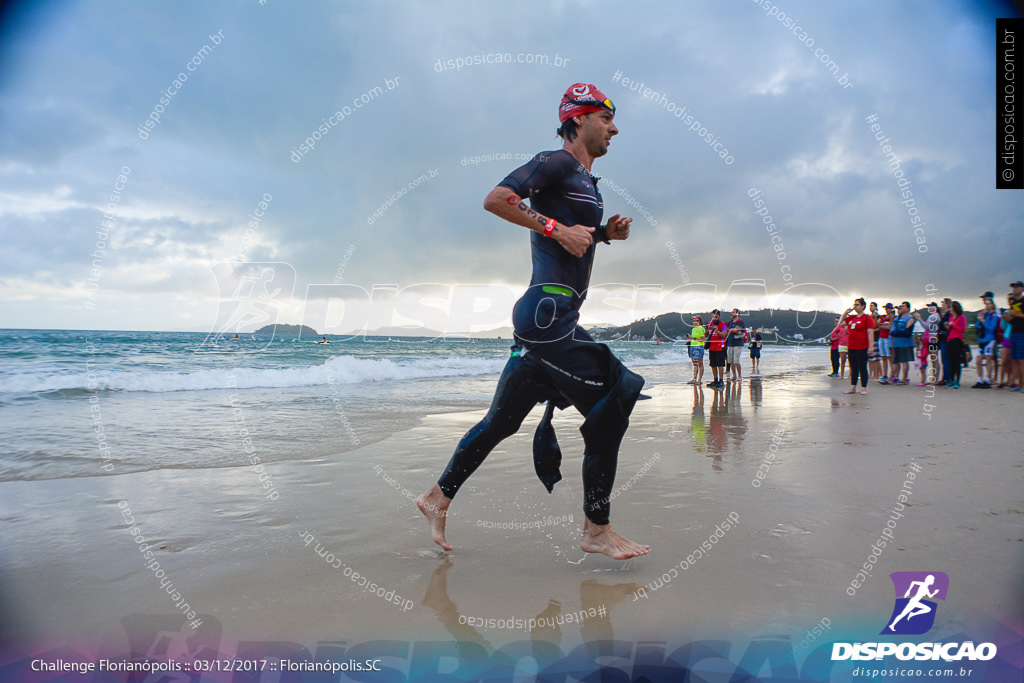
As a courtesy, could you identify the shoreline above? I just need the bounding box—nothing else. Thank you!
[0,354,1020,683]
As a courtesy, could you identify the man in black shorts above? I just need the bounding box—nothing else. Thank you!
[725,308,746,381]
[417,83,649,560]
[705,309,728,388]
[749,329,762,374]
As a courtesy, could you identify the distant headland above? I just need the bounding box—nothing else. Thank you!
[253,324,318,336]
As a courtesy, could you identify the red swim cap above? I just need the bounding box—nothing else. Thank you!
[558,83,615,123]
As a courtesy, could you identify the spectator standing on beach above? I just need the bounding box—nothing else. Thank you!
[829,316,843,377]
[705,310,728,388]
[749,329,762,374]
[916,330,932,386]
[725,308,746,382]
[835,317,843,376]
[999,293,1015,388]
[1004,281,1024,392]
[832,317,850,378]
[945,301,967,389]
[877,303,894,383]
[868,302,882,379]
[841,298,875,395]
[912,301,940,338]
[937,298,952,385]
[688,315,706,385]
[912,302,941,385]
[888,301,915,384]
[973,296,1001,388]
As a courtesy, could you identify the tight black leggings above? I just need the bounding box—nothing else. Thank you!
[831,348,840,374]
[437,336,642,525]
[849,348,869,387]
[946,338,963,385]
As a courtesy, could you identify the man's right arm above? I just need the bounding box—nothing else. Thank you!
[483,186,594,258]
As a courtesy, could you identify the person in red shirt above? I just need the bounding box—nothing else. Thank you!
[828,317,849,378]
[877,303,894,383]
[828,315,843,377]
[705,309,729,388]
[841,298,876,395]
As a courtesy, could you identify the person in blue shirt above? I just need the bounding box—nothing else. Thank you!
[725,308,746,381]
[973,297,1001,387]
[888,301,916,384]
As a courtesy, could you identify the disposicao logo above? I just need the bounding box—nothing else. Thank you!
[882,571,948,635]
[832,572,998,662]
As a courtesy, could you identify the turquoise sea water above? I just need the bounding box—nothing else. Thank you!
[0,328,816,481]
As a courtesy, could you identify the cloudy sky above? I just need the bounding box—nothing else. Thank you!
[1,0,1021,334]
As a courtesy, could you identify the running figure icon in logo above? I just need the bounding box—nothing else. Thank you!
[881,571,949,635]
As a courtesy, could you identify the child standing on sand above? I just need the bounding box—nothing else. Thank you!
[916,330,931,386]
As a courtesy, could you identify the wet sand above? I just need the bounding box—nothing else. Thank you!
[1,356,1022,672]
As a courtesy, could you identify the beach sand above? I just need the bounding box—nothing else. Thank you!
[1,355,1021,677]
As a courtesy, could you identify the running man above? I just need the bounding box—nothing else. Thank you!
[888,574,940,631]
[417,83,649,560]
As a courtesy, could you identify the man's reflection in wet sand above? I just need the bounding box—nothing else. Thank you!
[421,558,642,649]
[705,381,749,470]
[749,376,763,408]
[421,558,492,649]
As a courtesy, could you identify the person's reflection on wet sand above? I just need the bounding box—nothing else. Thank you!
[421,557,492,649]
[579,578,643,642]
[420,559,642,649]
[749,376,762,408]
[689,384,707,454]
[705,382,749,469]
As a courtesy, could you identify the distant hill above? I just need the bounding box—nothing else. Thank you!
[254,324,318,336]
[592,309,839,343]
[593,306,994,343]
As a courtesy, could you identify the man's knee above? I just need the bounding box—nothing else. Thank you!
[467,397,530,446]
[486,412,525,441]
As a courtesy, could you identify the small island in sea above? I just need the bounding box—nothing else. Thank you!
[253,324,319,336]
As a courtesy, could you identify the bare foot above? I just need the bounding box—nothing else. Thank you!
[417,484,453,551]
[860,389,868,395]
[580,519,649,560]
[843,388,856,394]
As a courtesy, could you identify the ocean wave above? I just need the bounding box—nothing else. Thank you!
[0,344,739,397]
[1,355,508,396]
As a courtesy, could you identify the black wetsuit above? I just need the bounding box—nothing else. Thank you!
[436,150,644,525]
